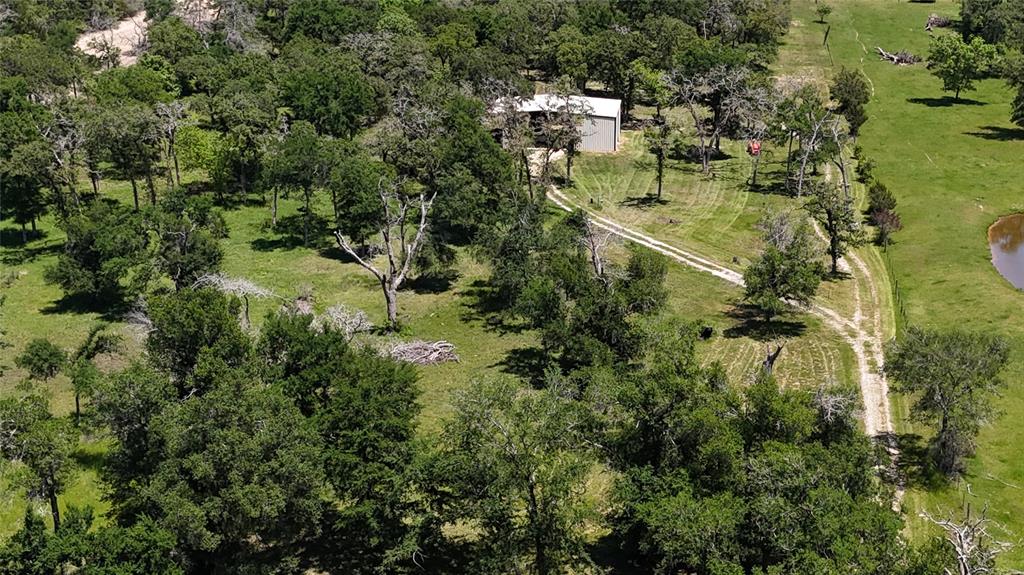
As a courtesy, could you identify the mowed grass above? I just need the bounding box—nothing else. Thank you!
[780,0,1024,564]
[563,128,858,389]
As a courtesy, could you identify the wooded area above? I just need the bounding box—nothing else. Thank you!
[1,0,1022,573]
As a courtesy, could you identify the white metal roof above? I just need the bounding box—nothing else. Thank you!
[513,94,621,119]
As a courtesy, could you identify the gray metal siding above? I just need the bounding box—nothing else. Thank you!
[579,115,618,152]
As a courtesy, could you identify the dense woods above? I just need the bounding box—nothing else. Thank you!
[0,0,1018,573]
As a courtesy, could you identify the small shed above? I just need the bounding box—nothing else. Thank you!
[513,94,622,153]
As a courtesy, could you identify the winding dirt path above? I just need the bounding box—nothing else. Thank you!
[546,184,903,503]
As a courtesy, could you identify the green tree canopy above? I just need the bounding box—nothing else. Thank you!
[15,338,65,380]
[927,34,997,100]
[885,326,1010,475]
[44,200,153,301]
[145,288,251,394]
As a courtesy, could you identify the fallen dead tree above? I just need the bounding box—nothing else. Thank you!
[925,14,952,31]
[382,340,459,365]
[877,47,920,65]
[312,304,373,339]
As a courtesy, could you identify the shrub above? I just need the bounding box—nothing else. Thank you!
[867,180,896,215]
[856,157,875,182]
[16,338,66,380]
[872,209,902,247]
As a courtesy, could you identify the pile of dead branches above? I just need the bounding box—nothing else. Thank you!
[925,14,952,31]
[312,305,373,339]
[383,340,459,365]
[877,47,920,66]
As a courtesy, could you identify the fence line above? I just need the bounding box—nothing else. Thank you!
[883,248,908,335]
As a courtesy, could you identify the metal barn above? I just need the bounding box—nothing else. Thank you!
[513,94,622,153]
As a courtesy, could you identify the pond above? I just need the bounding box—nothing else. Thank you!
[989,214,1024,289]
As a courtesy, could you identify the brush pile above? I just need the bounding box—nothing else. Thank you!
[925,14,952,31]
[384,340,459,365]
[877,47,920,65]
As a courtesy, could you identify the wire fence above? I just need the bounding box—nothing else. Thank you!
[883,247,909,336]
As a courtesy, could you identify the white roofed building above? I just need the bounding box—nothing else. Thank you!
[504,94,622,153]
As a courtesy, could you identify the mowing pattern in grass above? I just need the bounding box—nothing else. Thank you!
[779,0,1024,564]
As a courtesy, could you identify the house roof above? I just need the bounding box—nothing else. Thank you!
[511,94,621,118]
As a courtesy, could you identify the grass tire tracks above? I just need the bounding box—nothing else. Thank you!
[547,183,904,505]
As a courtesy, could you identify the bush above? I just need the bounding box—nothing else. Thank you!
[15,338,66,380]
[872,209,902,247]
[856,158,875,182]
[45,200,152,301]
[867,180,896,215]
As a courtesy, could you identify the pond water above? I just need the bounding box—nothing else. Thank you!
[989,214,1024,289]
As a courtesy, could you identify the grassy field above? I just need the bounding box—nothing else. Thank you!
[563,126,859,389]
[0,163,818,536]
[779,0,1024,564]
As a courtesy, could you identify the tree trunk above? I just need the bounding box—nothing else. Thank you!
[89,172,99,196]
[48,488,60,532]
[656,148,664,199]
[384,281,399,331]
[272,188,279,226]
[785,133,794,185]
[130,178,139,211]
[20,223,27,244]
[75,393,81,424]
[303,187,311,247]
[565,147,574,185]
[145,171,157,205]
[521,150,533,201]
[171,135,181,187]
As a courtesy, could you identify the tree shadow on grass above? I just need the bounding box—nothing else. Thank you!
[0,240,60,266]
[406,271,458,295]
[723,305,807,341]
[965,125,1024,141]
[316,244,360,265]
[907,96,987,107]
[749,177,796,198]
[620,194,668,209]
[40,292,128,320]
[494,346,551,387]
[72,446,106,472]
[0,227,49,249]
[589,530,644,574]
[889,432,948,491]
[458,279,531,335]
[250,213,332,252]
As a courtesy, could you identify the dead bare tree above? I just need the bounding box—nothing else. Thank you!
[794,108,836,196]
[484,81,536,201]
[762,341,785,376]
[538,88,590,185]
[579,213,617,281]
[192,273,275,329]
[813,382,858,425]
[669,65,752,176]
[826,117,852,195]
[334,177,437,331]
[757,209,799,251]
[36,108,86,215]
[922,503,1012,575]
[877,47,920,66]
[312,304,373,339]
[155,101,188,188]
